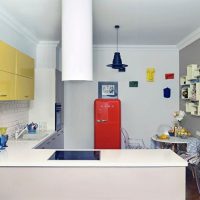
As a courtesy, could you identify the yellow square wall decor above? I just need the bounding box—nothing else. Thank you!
[146,67,155,82]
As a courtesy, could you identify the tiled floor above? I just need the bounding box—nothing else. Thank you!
[187,169,200,200]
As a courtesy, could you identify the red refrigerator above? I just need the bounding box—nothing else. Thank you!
[94,99,121,149]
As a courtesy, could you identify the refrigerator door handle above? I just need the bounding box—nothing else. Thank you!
[96,119,107,123]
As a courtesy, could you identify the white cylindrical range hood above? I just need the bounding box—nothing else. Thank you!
[62,0,93,81]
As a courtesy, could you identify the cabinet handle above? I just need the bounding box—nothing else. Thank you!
[0,94,7,97]
[24,95,29,98]
[57,133,61,136]
[52,138,56,141]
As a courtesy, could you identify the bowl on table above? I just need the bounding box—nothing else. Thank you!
[168,131,175,137]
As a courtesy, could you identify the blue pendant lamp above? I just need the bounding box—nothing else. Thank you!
[107,25,128,72]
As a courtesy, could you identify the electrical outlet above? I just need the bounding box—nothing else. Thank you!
[196,130,200,136]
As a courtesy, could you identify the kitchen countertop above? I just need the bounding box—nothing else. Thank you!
[0,132,187,167]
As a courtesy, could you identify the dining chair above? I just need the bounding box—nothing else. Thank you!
[121,128,146,149]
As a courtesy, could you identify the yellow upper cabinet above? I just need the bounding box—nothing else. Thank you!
[0,41,16,74]
[0,71,15,100]
[16,51,34,78]
[0,41,35,101]
[15,75,34,100]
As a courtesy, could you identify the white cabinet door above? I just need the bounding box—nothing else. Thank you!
[51,130,64,149]
[34,131,64,149]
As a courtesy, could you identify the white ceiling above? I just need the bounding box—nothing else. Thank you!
[93,0,200,45]
[0,0,61,41]
[1,0,200,45]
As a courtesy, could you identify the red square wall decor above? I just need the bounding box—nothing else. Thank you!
[165,73,174,79]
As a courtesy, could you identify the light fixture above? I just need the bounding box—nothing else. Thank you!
[107,25,128,72]
[62,0,93,81]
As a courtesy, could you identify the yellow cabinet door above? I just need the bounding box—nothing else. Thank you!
[16,51,34,78]
[0,71,15,100]
[15,75,34,100]
[0,41,16,73]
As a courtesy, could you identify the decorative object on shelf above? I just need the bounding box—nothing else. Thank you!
[98,82,118,99]
[180,76,190,86]
[146,67,155,82]
[180,64,200,116]
[181,87,188,99]
[107,25,128,72]
[129,81,138,87]
[165,73,174,79]
[187,64,200,80]
[174,110,185,121]
[163,87,171,98]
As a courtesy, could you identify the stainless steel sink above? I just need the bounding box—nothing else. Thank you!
[13,129,48,141]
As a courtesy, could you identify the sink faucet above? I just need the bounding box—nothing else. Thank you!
[15,125,27,140]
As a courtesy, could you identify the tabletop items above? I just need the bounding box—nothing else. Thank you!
[157,110,191,140]
[156,123,191,140]
[172,110,191,138]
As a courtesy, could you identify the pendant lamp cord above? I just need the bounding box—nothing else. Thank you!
[116,27,119,52]
[115,25,120,52]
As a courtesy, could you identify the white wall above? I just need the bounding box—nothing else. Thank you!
[0,101,29,137]
[29,42,58,130]
[64,46,179,149]
[29,68,55,130]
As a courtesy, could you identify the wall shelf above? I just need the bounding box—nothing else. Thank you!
[180,76,190,86]
[181,64,200,116]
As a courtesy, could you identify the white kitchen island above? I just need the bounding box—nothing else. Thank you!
[0,138,187,200]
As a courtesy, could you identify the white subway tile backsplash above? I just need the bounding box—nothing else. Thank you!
[0,101,29,137]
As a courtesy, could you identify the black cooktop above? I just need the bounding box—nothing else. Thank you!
[48,151,100,160]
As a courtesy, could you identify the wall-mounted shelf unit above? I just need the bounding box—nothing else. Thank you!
[180,64,200,116]
[187,64,200,80]
[180,76,190,86]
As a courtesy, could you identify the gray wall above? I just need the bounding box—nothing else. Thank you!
[180,39,200,135]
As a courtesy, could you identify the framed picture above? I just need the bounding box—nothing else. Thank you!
[98,82,118,99]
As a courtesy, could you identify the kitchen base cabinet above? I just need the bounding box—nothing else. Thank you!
[0,71,15,100]
[51,130,64,149]
[35,130,64,149]
[0,167,185,200]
